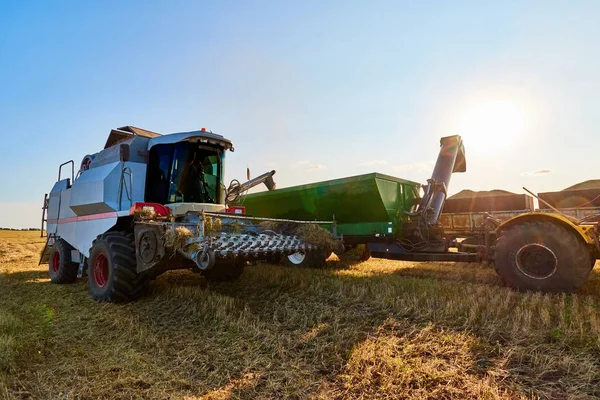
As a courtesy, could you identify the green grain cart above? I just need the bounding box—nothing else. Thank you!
[240,135,478,267]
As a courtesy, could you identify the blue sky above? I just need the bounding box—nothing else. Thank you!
[1,0,599,228]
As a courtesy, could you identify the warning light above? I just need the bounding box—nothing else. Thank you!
[201,128,206,132]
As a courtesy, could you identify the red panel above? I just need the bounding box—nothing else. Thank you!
[130,202,171,216]
[226,206,246,214]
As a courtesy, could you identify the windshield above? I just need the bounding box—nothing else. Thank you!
[145,142,223,204]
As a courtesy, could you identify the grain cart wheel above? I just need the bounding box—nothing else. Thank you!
[335,244,371,263]
[48,239,78,284]
[87,232,147,302]
[494,221,592,293]
[202,258,245,282]
[282,250,328,268]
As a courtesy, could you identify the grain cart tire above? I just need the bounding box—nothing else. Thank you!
[494,221,592,293]
[283,250,328,268]
[87,231,147,302]
[202,258,245,282]
[335,244,371,263]
[48,239,78,284]
[309,250,329,268]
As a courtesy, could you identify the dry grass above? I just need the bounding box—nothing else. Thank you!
[164,227,195,253]
[2,230,600,399]
[295,224,339,253]
[133,208,157,220]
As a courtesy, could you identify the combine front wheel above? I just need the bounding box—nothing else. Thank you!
[48,239,78,284]
[87,231,147,302]
[494,221,592,293]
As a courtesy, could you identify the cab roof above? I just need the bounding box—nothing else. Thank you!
[104,126,234,151]
[148,130,234,151]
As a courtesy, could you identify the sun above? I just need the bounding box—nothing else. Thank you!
[456,99,526,150]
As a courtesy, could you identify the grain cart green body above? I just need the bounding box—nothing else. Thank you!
[240,173,421,243]
[240,135,480,266]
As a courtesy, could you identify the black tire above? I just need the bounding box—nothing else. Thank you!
[87,231,147,302]
[335,244,371,263]
[494,221,592,293]
[282,249,328,268]
[202,258,245,282]
[48,239,79,284]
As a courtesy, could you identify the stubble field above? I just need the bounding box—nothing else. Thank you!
[2,230,600,399]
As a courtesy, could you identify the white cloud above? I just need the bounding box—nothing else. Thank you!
[392,161,434,173]
[358,159,387,166]
[291,160,325,171]
[521,169,552,176]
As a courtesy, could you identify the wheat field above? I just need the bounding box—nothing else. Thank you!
[2,230,600,399]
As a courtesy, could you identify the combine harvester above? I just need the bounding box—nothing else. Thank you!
[40,128,600,301]
[40,126,339,302]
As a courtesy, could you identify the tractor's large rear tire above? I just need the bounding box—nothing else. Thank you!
[494,221,592,293]
[48,239,78,284]
[87,231,147,302]
[202,258,245,282]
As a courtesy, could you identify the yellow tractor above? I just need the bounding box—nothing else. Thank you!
[493,210,599,292]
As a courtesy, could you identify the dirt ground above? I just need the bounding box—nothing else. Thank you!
[2,230,600,399]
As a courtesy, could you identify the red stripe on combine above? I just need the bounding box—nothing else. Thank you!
[47,211,118,225]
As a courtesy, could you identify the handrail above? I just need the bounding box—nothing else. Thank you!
[58,160,74,182]
[118,167,133,210]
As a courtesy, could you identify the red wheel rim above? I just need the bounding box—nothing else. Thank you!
[93,253,109,288]
[51,251,60,273]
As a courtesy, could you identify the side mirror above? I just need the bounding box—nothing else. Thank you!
[120,144,131,162]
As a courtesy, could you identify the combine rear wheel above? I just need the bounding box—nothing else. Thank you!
[202,258,245,282]
[87,231,147,302]
[48,239,78,284]
[494,221,592,293]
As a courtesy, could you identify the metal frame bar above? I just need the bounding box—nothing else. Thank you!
[370,251,478,262]
[58,160,74,182]
[203,211,335,225]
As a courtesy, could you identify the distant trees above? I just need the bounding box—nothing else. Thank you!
[0,228,41,231]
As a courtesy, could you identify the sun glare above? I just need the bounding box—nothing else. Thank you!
[456,99,526,150]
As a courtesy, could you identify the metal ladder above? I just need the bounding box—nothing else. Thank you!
[40,193,48,238]
[38,233,56,265]
[38,194,52,265]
